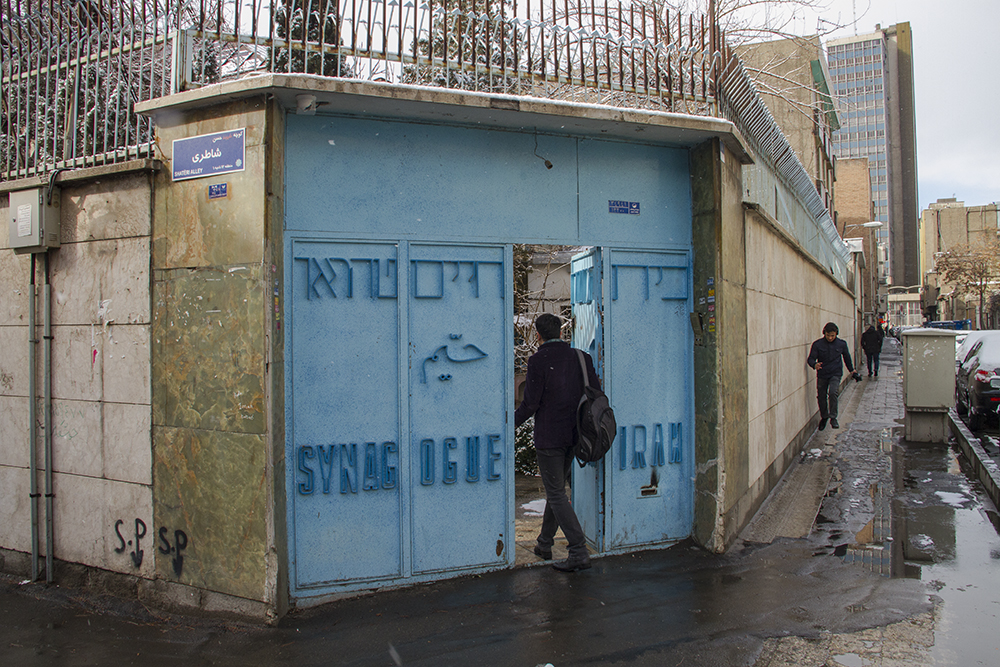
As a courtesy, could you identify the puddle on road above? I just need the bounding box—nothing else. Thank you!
[815,426,1000,662]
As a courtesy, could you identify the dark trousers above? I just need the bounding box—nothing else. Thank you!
[817,375,840,420]
[865,352,880,375]
[535,446,588,559]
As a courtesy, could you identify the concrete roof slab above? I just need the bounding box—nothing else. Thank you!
[136,75,753,164]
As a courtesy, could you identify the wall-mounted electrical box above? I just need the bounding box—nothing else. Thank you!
[8,187,61,254]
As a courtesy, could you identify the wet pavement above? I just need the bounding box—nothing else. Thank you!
[3,337,1000,666]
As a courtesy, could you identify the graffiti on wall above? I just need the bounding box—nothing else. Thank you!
[113,519,190,577]
[113,518,147,567]
[158,527,189,577]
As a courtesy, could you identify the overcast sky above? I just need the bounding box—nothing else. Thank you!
[806,0,999,210]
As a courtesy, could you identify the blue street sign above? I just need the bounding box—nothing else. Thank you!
[609,200,640,215]
[172,128,246,181]
[208,183,229,200]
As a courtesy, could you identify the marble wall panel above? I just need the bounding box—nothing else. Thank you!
[101,323,151,405]
[154,99,267,150]
[50,237,151,326]
[61,173,152,242]
[153,102,266,270]
[157,144,265,269]
[1,195,7,248]
[0,250,30,326]
[0,465,30,552]
[152,265,264,434]
[153,425,267,602]
[747,352,767,422]
[51,398,103,478]
[0,324,28,396]
[0,395,29,467]
[104,402,152,485]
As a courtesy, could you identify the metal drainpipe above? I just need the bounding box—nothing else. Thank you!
[43,251,54,584]
[28,254,39,582]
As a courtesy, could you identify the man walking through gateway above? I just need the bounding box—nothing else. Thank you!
[515,313,600,572]
[807,322,857,430]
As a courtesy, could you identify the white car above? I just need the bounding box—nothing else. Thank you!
[956,331,993,372]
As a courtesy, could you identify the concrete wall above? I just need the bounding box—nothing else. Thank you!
[0,171,155,580]
[736,206,856,536]
[690,140,857,550]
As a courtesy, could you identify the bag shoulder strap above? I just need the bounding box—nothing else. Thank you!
[575,348,590,389]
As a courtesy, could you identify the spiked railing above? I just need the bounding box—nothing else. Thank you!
[1,0,721,181]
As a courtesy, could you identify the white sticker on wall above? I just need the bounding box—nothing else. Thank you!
[17,204,32,237]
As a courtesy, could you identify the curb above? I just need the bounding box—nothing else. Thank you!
[948,409,1000,510]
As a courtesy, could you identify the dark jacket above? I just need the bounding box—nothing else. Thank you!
[807,336,855,379]
[514,340,601,450]
[861,326,883,354]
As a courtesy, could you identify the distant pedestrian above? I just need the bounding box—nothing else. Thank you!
[861,324,884,377]
[807,322,857,430]
[514,313,600,572]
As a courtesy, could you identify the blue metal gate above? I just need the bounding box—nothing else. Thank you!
[284,112,695,599]
[570,248,605,550]
[571,248,694,551]
[407,244,510,573]
[288,241,512,595]
[605,249,693,547]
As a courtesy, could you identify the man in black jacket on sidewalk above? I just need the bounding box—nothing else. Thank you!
[861,324,884,377]
[807,322,857,430]
[515,313,600,572]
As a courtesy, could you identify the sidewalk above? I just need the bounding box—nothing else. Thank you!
[751,335,1000,666]
[741,339,903,545]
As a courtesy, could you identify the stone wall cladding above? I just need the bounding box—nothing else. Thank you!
[150,98,271,606]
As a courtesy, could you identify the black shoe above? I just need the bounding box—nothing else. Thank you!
[553,557,591,572]
[868,372,873,377]
[874,372,878,377]
[830,418,840,429]
[818,418,828,431]
[533,545,552,560]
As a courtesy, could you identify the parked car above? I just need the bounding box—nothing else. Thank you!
[955,330,992,372]
[955,331,1000,430]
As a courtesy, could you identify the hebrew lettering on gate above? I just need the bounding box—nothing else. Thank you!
[411,259,503,299]
[611,262,688,301]
[294,256,398,300]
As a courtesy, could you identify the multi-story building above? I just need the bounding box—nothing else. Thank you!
[920,198,1000,324]
[827,23,919,288]
[836,157,884,325]
[737,36,839,219]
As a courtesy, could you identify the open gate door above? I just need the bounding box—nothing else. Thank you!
[605,249,694,548]
[569,247,694,554]
[570,248,605,551]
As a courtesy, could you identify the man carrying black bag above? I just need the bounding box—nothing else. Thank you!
[515,313,600,572]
